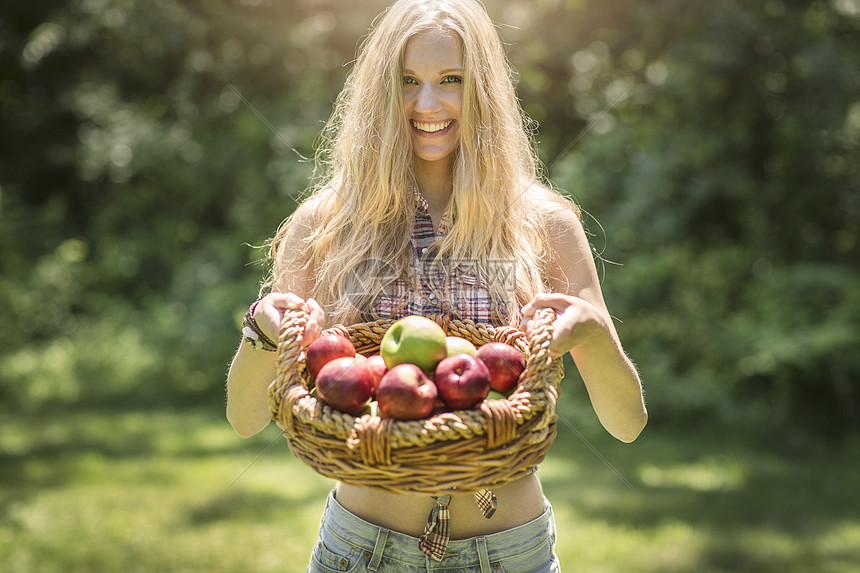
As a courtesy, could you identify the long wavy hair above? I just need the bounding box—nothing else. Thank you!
[269,0,577,327]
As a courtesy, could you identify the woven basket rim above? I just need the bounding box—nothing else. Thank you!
[268,309,563,494]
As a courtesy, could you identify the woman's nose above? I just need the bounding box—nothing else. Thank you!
[414,84,442,113]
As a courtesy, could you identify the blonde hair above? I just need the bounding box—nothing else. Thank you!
[270,0,577,326]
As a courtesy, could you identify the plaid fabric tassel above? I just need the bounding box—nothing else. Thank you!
[418,495,451,561]
[473,488,498,518]
[418,490,498,561]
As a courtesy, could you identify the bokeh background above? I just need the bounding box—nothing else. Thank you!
[2,0,859,571]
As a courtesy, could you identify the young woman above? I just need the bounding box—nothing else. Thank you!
[226,0,647,570]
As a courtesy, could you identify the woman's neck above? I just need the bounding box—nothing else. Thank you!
[414,156,454,214]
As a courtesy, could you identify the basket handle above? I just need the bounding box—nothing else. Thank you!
[268,305,311,420]
[526,306,557,365]
[513,306,560,402]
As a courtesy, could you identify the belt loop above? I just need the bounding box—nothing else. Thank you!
[367,527,389,571]
[476,536,491,573]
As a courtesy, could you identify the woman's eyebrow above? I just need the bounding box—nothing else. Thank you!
[403,67,464,75]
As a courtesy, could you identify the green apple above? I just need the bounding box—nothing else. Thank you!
[446,336,477,356]
[380,316,448,372]
[485,390,509,401]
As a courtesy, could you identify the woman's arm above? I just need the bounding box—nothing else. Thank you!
[225,200,323,438]
[521,204,647,443]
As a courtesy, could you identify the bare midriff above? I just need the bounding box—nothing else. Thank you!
[334,472,545,539]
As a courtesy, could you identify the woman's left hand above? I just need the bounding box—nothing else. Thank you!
[520,293,608,360]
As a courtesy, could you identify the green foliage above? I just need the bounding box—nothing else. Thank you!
[2,409,859,572]
[543,0,860,435]
[1,0,858,436]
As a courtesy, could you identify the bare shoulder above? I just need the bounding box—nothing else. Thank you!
[524,185,599,296]
[277,189,335,245]
[270,191,333,292]
[291,191,330,230]
[524,185,585,242]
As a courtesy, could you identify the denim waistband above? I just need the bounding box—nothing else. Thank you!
[312,489,558,572]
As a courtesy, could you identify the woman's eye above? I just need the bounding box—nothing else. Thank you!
[403,76,417,85]
[442,75,462,85]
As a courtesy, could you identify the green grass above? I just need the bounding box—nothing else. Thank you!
[2,406,859,572]
[0,409,332,572]
[544,424,860,573]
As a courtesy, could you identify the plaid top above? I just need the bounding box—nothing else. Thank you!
[373,192,506,561]
[371,191,508,326]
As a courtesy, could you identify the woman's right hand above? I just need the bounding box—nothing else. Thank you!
[253,292,324,348]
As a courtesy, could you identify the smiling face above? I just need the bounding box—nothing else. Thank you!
[402,28,464,167]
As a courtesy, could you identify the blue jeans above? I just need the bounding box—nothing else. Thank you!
[308,489,560,572]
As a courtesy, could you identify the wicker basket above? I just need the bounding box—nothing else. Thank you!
[268,307,564,495]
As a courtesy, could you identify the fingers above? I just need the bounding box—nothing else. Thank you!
[302,297,324,346]
[520,293,584,360]
[519,315,566,359]
[521,293,576,316]
[260,293,326,347]
[519,316,533,336]
[306,297,324,316]
[262,291,306,311]
[252,297,284,342]
[520,294,562,330]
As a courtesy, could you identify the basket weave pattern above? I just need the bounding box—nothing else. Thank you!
[268,308,563,495]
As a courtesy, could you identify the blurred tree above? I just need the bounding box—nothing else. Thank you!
[0,0,857,436]
[544,0,860,437]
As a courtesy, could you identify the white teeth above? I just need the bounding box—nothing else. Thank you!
[412,120,453,133]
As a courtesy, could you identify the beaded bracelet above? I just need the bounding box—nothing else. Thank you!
[242,300,278,352]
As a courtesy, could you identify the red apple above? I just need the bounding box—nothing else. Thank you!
[476,342,526,394]
[376,363,438,420]
[431,394,449,416]
[365,354,387,396]
[315,356,374,416]
[434,353,491,410]
[306,334,356,379]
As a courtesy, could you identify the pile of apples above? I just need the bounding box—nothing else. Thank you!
[305,316,527,420]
